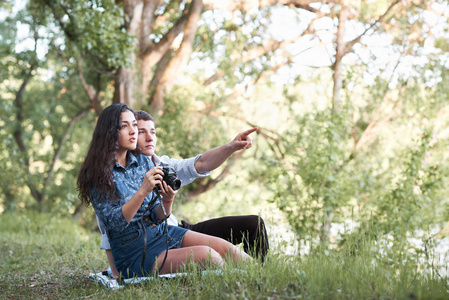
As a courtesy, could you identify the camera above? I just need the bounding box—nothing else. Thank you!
[155,167,181,192]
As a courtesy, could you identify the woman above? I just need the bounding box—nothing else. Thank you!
[77,103,250,278]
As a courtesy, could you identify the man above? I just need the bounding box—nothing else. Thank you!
[100,110,269,278]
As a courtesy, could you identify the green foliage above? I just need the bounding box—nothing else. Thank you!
[372,130,441,234]
[0,42,94,212]
[155,91,225,160]
[194,8,275,88]
[258,60,447,253]
[0,0,122,214]
[32,0,135,69]
[261,109,360,245]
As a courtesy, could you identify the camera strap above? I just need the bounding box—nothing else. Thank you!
[140,190,169,276]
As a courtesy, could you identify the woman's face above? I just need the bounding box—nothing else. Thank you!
[118,110,138,152]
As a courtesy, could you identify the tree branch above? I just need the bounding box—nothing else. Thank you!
[13,68,34,153]
[343,0,401,56]
[138,0,164,56]
[354,55,403,153]
[44,110,90,194]
[148,48,174,91]
[140,7,190,59]
[203,0,320,13]
[139,4,190,97]
[203,32,312,86]
[77,56,103,115]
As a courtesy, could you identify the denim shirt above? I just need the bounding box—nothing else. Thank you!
[92,153,162,235]
[96,152,211,248]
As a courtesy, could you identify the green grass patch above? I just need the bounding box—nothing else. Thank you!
[0,212,448,299]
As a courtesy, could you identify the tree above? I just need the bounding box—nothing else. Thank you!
[258,0,449,247]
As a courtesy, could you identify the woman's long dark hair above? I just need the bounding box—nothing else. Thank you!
[77,103,134,206]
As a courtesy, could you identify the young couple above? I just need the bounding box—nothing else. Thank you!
[77,103,269,279]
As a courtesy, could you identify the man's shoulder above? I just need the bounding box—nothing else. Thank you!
[157,154,194,167]
[157,154,176,164]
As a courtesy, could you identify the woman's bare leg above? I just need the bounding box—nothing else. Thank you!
[181,230,252,263]
[156,245,223,274]
[105,249,119,279]
[155,231,251,274]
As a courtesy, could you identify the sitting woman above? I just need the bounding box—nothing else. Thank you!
[77,103,251,278]
[98,109,269,278]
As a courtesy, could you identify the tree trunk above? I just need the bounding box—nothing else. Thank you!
[112,0,145,106]
[113,67,136,106]
[148,0,203,115]
[332,0,348,113]
[13,64,44,204]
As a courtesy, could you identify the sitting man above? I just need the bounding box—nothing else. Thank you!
[98,110,269,278]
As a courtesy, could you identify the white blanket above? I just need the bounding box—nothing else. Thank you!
[89,268,224,290]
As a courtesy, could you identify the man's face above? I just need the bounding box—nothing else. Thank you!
[137,119,157,156]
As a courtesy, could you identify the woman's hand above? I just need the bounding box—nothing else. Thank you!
[158,181,177,203]
[123,166,164,223]
[156,180,177,220]
[141,166,164,195]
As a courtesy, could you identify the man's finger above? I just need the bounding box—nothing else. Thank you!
[240,127,258,137]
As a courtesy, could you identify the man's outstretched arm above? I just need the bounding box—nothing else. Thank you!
[194,127,258,174]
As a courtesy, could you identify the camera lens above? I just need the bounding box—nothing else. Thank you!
[162,167,181,191]
[168,178,181,190]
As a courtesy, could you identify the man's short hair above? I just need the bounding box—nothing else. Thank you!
[135,110,154,121]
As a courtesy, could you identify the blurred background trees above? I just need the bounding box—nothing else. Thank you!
[1,0,448,254]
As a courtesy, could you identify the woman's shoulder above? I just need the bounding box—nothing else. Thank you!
[132,153,154,167]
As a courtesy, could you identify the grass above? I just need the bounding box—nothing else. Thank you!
[0,212,448,299]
